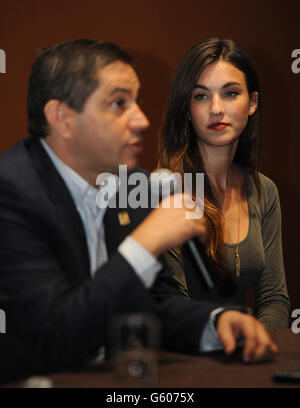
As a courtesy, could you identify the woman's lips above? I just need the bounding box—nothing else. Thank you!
[207,122,230,131]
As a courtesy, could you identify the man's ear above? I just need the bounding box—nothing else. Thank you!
[44,100,76,139]
[249,92,259,116]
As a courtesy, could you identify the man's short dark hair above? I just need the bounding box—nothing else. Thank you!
[27,39,134,138]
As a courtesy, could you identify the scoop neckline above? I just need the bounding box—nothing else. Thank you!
[224,169,251,248]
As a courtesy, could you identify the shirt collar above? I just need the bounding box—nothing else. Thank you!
[40,139,99,208]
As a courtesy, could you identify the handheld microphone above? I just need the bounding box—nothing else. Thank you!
[149,168,215,291]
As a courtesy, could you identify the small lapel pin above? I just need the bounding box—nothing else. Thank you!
[118,211,131,226]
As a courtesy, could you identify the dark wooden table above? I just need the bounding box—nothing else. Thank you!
[37,329,299,388]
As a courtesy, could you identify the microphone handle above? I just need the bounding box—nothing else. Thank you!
[186,240,215,290]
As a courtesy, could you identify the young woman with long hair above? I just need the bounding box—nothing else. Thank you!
[158,38,289,331]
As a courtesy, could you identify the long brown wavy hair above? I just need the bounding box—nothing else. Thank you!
[158,38,262,266]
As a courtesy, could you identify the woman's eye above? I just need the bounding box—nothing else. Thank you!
[194,93,208,101]
[225,91,239,98]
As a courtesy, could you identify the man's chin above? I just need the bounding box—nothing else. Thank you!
[105,156,138,176]
[121,156,139,171]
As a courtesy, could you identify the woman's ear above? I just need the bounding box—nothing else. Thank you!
[249,92,259,116]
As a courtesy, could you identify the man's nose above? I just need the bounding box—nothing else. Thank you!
[131,103,150,131]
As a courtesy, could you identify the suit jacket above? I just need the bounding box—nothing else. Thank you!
[0,136,218,382]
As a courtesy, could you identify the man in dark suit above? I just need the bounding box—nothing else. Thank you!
[0,39,277,383]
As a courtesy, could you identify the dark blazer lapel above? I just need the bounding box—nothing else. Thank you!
[25,137,90,279]
[104,187,152,256]
[104,206,131,255]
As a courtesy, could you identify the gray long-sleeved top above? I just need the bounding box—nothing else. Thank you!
[166,171,290,332]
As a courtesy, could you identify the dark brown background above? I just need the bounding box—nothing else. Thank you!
[0,0,299,315]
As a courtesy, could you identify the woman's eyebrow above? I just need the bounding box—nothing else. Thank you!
[194,84,208,90]
[222,81,242,88]
[194,81,242,90]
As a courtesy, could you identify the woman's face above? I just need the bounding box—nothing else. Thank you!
[189,60,258,148]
